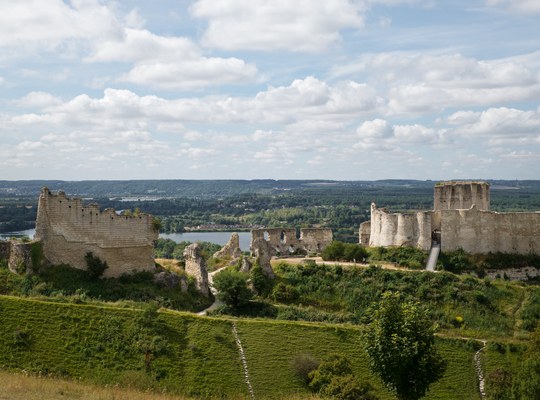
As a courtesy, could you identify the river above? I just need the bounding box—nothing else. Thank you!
[0,229,251,251]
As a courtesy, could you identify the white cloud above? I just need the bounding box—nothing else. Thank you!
[88,28,258,90]
[0,0,120,50]
[332,51,540,114]
[119,57,257,90]
[446,107,540,144]
[486,0,540,14]
[190,0,365,52]
[14,92,63,109]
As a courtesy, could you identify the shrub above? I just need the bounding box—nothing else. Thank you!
[291,353,320,384]
[84,252,108,279]
[251,264,273,296]
[272,282,299,303]
[213,269,252,309]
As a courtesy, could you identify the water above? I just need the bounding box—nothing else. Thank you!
[0,228,251,251]
[0,229,35,240]
[160,231,251,251]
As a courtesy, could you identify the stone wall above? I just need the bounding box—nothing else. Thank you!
[440,207,540,254]
[8,241,33,274]
[299,228,333,253]
[183,243,209,296]
[434,181,490,211]
[368,203,432,251]
[484,267,540,281]
[35,188,158,277]
[250,227,333,256]
[359,221,371,246]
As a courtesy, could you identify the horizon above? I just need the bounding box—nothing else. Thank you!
[1,1,539,180]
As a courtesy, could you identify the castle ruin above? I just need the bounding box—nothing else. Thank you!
[250,228,333,256]
[35,188,158,277]
[360,181,540,255]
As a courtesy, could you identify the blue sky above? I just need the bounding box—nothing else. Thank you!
[1,0,539,180]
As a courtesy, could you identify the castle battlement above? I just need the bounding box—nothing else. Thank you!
[35,188,158,277]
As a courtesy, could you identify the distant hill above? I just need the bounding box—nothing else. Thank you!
[1,179,539,198]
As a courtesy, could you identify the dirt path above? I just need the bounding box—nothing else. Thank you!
[197,266,228,316]
[272,257,408,271]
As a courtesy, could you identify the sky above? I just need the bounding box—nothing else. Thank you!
[1,0,539,181]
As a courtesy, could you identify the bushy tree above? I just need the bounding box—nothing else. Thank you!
[321,241,367,262]
[213,269,252,309]
[84,252,108,279]
[363,292,446,400]
[308,354,378,400]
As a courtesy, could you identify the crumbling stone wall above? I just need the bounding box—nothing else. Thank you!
[250,238,275,279]
[440,207,540,254]
[183,243,209,296]
[35,188,158,278]
[434,181,490,211]
[300,228,333,253]
[8,241,33,274]
[362,181,540,255]
[359,221,371,246]
[213,232,242,260]
[368,203,432,251]
[250,227,333,256]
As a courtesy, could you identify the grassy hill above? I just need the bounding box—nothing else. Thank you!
[0,294,523,399]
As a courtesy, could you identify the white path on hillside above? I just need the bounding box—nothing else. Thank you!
[474,340,487,399]
[426,242,440,272]
[197,266,228,316]
[232,321,255,400]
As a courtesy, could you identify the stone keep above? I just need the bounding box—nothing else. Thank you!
[183,243,209,296]
[35,188,158,277]
[433,181,490,211]
[361,181,540,255]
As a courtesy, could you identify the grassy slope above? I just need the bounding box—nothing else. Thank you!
[0,370,192,400]
[0,295,488,399]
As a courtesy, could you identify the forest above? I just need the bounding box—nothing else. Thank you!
[2,179,540,243]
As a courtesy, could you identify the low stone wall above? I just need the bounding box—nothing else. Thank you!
[484,267,540,281]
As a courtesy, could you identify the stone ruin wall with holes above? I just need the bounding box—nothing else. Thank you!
[34,188,158,277]
[361,181,540,255]
[250,227,333,256]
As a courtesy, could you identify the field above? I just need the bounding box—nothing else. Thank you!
[0,294,523,399]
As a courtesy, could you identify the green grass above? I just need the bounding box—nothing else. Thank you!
[230,262,540,340]
[0,263,212,312]
[0,295,495,399]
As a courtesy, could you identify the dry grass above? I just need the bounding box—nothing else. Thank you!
[155,258,184,274]
[0,370,192,400]
[0,370,321,400]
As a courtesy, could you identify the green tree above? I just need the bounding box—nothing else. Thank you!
[308,354,378,400]
[321,241,345,261]
[213,269,252,309]
[363,292,446,400]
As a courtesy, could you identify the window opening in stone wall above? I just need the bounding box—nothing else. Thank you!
[280,231,286,244]
[264,231,269,241]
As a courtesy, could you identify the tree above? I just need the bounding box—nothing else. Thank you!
[308,354,378,400]
[363,292,446,400]
[212,269,252,309]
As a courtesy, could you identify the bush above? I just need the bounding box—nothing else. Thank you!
[291,353,320,384]
[84,252,108,279]
[321,241,368,262]
[308,354,378,400]
[251,264,273,296]
[272,282,299,303]
[213,269,252,309]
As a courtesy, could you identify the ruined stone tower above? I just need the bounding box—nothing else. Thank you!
[35,188,158,277]
[433,181,490,211]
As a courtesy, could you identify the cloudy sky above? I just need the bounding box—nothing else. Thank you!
[1,0,539,180]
